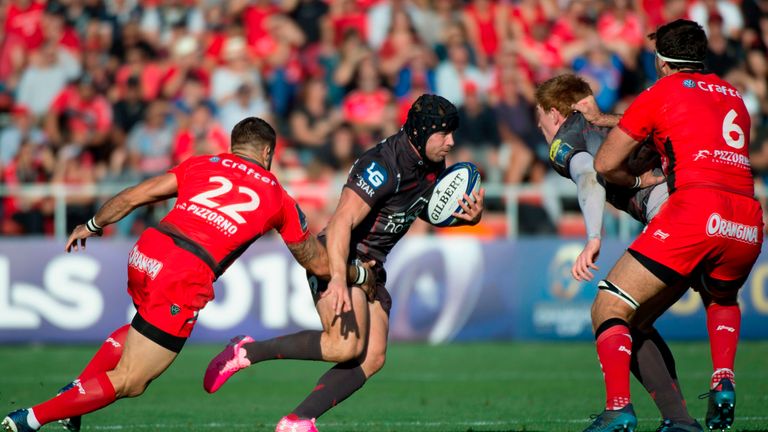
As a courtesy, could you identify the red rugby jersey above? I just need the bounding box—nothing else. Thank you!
[161,153,309,273]
[619,72,753,196]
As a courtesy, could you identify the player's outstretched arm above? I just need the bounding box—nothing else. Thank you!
[325,188,373,315]
[451,188,485,226]
[65,173,178,252]
[572,95,622,128]
[569,152,605,281]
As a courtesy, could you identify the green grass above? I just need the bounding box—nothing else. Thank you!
[1,342,767,431]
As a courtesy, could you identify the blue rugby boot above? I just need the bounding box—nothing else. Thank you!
[656,419,704,432]
[703,378,735,430]
[56,381,82,431]
[583,404,637,432]
[1,409,37,432]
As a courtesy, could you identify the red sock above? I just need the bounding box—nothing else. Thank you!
[596,324,633,410]
[707,303,740,388]
[78,325,129,380]
[33,373,116,426]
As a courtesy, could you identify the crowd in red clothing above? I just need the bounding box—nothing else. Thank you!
[1,0,767,236]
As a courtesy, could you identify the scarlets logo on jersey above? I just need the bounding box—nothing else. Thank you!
[706,213,759,244]
[549,139,573,169]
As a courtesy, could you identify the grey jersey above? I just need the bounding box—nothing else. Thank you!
[548,112,664,224]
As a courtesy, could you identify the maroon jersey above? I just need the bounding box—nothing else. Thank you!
[619,72,753,196]
[161,153,309,276]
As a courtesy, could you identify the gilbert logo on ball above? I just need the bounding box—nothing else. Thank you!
[427,162,481,227]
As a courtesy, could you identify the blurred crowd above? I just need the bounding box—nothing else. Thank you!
[1,0,767,237]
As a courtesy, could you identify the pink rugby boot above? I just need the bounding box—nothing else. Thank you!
[275,414,318,432]
[203,335,254,393]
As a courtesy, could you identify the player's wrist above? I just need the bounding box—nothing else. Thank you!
[86,217,103,234]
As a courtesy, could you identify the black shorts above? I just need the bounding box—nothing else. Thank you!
[307,264,392,315]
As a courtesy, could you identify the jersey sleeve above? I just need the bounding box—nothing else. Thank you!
[549,115,589,179]
[618,86,659,142]
[167,154,199,184]
[344,154,396,207]
[276,188,311,244]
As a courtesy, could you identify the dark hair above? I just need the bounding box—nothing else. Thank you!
[650,19,707,70]
[231,117,276,153]
[535,74,593,116]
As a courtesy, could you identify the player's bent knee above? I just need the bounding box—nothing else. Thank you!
[364,352,386,376]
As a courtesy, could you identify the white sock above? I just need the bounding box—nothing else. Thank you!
[26,408,41,430]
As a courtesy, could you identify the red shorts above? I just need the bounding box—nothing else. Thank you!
[127,228,215,340]
[630,188,763,283]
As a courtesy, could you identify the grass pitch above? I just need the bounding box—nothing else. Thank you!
[1,342,766,431]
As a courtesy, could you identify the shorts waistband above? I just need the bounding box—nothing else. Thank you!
[152,224,221,279]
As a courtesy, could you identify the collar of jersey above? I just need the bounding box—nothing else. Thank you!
[232,152,267,170]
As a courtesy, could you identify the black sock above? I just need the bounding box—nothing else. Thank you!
[292,362,367,420]
[630,328,694,424]
[244,330,323,363]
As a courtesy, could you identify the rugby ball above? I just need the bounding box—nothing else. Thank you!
[427,162,481,227]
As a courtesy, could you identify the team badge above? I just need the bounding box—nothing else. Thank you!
[683,79,695,88]
[170,304,181,316]
[209,156,221,163]
[549,139,573,168]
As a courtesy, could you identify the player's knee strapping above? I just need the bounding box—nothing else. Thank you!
[598,280,640,310]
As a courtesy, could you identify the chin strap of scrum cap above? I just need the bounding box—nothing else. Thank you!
[403,94,459,160]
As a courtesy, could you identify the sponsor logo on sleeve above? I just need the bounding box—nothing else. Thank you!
[549,139,573,168]
[365,161,388,189]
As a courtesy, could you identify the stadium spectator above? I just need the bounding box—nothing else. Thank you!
[218,83,272,136]
[461,0,505,67]
[204,94,484,432]
[453,82,501,181]
[689,0,744,38]
[1,139,54,235]
[44,74,113,156]
[289,78,343,165]
[341,56,393,142]
[285,0,330,47]
[435,42,489,107]
[706,14,744,77]
[171,103,228,165]
[0,117,375,432]
[126,100,174,179]
[583,20,762,432]
[15,42,80,119]
[210,36,262,106]
[492,62,544,184]
[0,106,45,169]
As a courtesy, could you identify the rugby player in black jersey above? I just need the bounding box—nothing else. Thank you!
[204,94,484,432]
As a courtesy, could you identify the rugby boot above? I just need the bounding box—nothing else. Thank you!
[56,381,82,431]
[583,403,637,432]
[204,335,254,393]
[275,414,318,432]
[703,378,735,430]
[1,409,37,432]
[656,419,704,432]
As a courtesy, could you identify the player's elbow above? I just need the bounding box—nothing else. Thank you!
[593,157,612,177]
